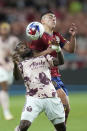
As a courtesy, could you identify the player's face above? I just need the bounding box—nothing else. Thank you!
[20,44,27,53]
[0,27,10,36]
[41,13,56,29]
[17,44,27,54]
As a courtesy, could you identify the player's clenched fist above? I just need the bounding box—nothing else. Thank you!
[69,23,77,36]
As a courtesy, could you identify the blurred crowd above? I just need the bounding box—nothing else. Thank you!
[0,0,87,70]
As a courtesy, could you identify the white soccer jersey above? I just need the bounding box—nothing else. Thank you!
[0,36,19,71]
[18,55,57,98]
[0,36,19,54]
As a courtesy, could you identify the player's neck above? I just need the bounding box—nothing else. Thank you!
[44,26,53,35]
[1,35,9,41]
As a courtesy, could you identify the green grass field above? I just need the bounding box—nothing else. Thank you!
[0,93,87,131]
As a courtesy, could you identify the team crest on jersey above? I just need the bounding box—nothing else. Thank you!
[48,40,51,45]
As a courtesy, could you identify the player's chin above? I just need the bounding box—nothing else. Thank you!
[52,26,55,30]
[52,24,56,29]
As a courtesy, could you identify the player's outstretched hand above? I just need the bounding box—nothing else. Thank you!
[69,23,77,36]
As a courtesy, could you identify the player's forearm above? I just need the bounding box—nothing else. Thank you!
[69,35,76,53]
[63,36,76,53]
[12,52,22,64]
[34,50,51,57]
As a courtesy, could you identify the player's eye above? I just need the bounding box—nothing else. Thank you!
[49,16,53,19]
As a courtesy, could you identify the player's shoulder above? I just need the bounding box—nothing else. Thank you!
[53,32,62,37]
[53,31,67,43]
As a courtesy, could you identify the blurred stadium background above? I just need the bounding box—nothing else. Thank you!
[0,0,87,131]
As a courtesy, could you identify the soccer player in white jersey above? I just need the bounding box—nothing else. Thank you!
[13,42,66,131]
[0,23,19,120]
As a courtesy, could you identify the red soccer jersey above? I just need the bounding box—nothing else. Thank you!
[28,32,67,77]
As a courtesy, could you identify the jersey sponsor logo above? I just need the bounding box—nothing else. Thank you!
[29,60,45,68]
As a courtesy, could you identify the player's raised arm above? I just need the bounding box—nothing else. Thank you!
[63,23,77,53]
[12,42,23,64]
[33,46,54,57]
[12,42,24,80]
[13,41,33,79]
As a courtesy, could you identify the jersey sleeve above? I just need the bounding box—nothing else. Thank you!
[57,32,67,48]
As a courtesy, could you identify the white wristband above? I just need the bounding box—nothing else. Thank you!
[51,45,58,50]
[51,45,61,52]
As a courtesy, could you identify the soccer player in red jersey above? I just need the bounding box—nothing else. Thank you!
[28,11,77,124]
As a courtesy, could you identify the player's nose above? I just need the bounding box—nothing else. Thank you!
[53,17,56,22]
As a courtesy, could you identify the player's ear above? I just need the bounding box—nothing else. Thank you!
[41,18,45,24]
[41,19,43,24]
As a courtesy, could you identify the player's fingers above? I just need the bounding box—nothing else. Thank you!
[71,23,75,26]
[69,27,74,32]
[69,26,77,32]
[70,23,77,28]
[72,25,77,30]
